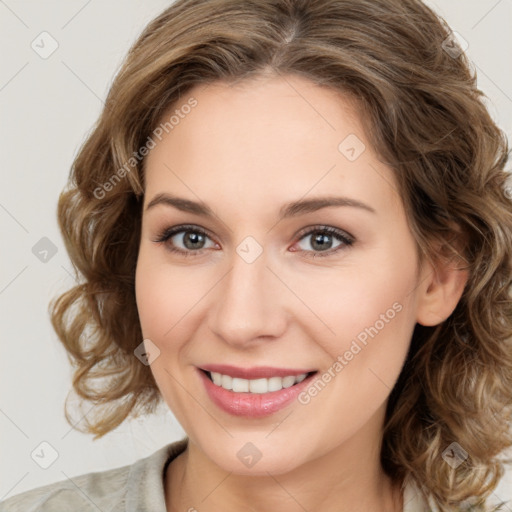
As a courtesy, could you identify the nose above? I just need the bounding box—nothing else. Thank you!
[208,246,288,348]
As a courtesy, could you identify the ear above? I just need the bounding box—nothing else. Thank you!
[416,239,470,327]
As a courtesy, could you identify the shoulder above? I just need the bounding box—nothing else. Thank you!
[402,478,510,512]
[403,478,437,512]
[0,437,189,512]
[0,460,133,512]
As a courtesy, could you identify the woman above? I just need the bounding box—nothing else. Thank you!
[2,0,511,511]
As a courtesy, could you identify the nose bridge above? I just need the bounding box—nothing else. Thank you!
[208,242,287,346]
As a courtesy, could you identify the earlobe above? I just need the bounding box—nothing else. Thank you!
[416,251,470,327]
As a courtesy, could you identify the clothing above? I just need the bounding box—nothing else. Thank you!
[0,436,433,511]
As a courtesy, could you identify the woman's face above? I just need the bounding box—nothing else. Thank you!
[135,74,425,475]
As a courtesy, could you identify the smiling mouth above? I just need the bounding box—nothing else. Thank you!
[201,369,318,394]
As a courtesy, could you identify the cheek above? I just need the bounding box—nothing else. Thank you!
[134,247,205,426]
[135,247,206,339]
[301,240,419,376]
[289,251,418,444]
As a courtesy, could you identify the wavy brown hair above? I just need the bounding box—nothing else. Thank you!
[49,0,512,509]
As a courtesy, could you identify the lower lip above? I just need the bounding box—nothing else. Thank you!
[198,369,317,418]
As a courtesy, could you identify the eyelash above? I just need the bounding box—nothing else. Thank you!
[153,224,354,259]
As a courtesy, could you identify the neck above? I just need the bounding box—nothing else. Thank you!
[165,418,403,512]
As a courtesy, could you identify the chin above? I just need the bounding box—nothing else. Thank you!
[199,437,311,476]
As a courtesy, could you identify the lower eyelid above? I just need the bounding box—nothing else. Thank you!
[154,226,354,256]
[294,233,353,257]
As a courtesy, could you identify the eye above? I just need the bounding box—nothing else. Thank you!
[153,224,354,258]
[292,226,354,258]
[153,224,218,257]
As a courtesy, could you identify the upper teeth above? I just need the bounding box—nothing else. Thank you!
[210,372,308,393]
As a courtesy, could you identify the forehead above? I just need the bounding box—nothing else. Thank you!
[143,74,402,217]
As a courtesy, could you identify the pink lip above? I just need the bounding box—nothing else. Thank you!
[197,367,317,418]
[199,364,316,379]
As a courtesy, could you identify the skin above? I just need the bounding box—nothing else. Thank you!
[135,73,468,512]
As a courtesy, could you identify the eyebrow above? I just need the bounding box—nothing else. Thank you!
[145,193,376,218]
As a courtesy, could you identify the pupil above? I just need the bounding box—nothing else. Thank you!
[312,233,331,251]
[185,232,204,249]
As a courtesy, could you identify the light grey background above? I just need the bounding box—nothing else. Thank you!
[1,0,511,505]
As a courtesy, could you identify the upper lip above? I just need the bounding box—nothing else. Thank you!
[199,364,317,379]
